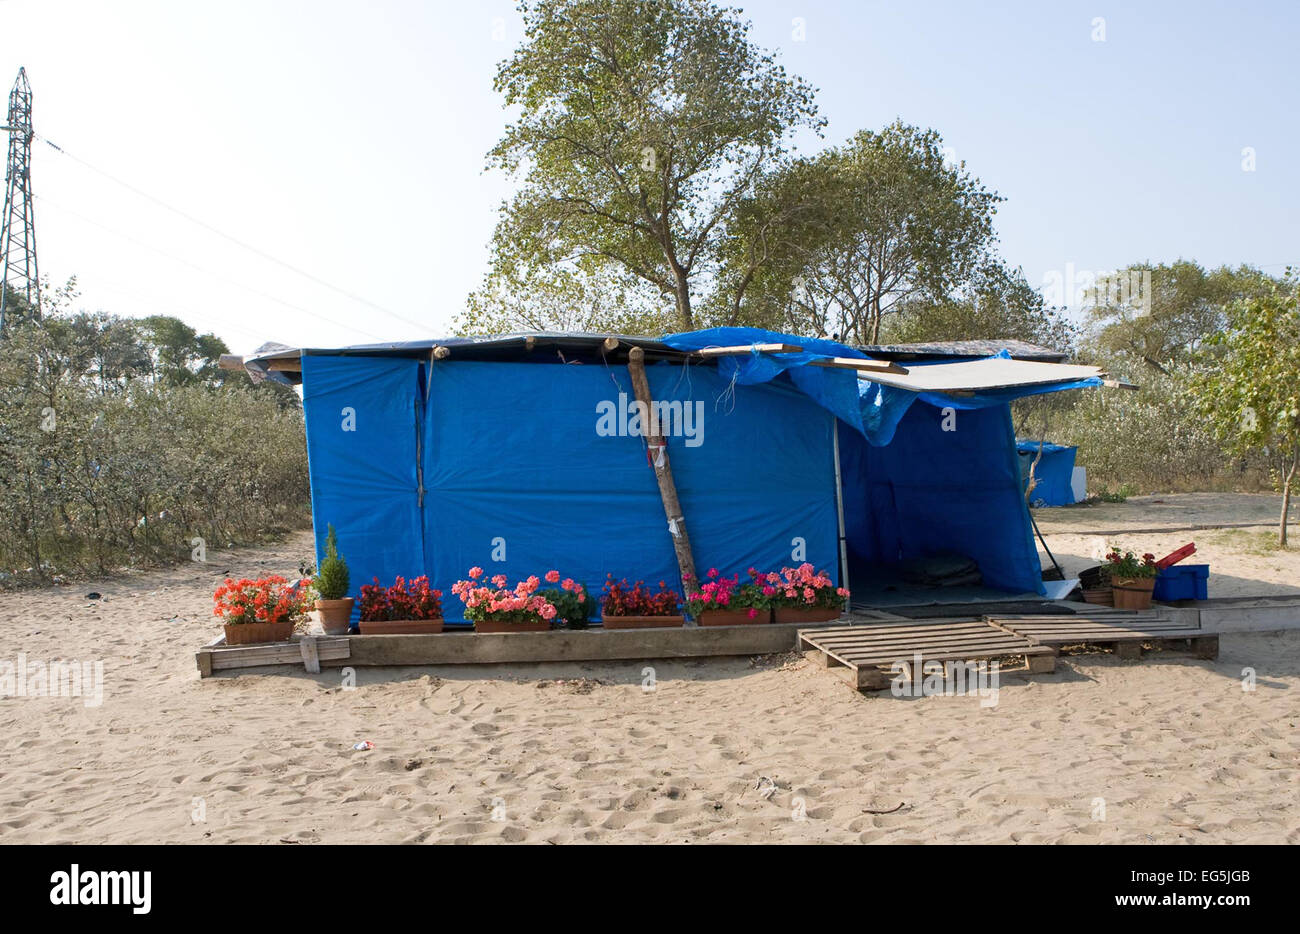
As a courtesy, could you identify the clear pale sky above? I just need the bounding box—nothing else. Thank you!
[2,0,1296,354]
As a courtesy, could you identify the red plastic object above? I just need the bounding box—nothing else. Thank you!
[1155,542,1196,570]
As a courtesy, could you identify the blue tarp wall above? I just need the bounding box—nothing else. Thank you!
[1016,440,1078,507]
[303,354,839,623]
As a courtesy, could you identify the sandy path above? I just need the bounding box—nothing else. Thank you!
[1,527,1297,844]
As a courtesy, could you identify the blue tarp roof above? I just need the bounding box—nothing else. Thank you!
[661,327,1102,446]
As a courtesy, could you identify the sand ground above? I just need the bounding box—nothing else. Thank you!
[1,494,1297,844]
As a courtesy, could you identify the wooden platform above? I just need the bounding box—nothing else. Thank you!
[196,634,351,677]
[798,619,1056,690]
[196,620,846,678]
[991,615,1218,660]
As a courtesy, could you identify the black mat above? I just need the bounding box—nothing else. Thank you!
[868,601,1077,619]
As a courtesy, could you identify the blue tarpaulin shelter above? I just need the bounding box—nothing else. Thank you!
[1017,440,1079,507]
[257,328,1110,624]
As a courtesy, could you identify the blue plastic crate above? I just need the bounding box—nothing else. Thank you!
[1152,564,1209,601]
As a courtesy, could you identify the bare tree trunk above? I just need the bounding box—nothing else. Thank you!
[1281,446,1298,547]
[673,277,693,331]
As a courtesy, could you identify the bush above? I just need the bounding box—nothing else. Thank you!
[1017,363,1275,495]
[0,311,309,584]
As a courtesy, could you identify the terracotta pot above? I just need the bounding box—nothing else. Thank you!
[315,597,355,635]
[1112,577,1156,610]
[358,618,444,634]
[474,618,552,633]
[224,620,294,645]
[774,606,842,624]
[1081,587,1114,607]
[696,608,771,626]
[601,614,686,630]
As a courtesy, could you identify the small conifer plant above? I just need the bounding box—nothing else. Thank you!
[314,524,350,601]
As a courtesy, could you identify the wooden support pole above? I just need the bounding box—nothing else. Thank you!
[627,346,697,594]
[432,345,451,360]
[602,336,619,352]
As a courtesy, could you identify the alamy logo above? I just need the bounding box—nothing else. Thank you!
[1,654,104,708]
[49,864,151,914]
[596,393,704,448]
[890,654,1000,707]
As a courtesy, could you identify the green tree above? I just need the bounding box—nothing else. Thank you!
[723,121,1001,343]
[883,260,1076,352]
[137,315,231,386]
[481,0,822,331]
[1084,261,1274,373]
[1187,278,1300,545]
[457,263,674,336]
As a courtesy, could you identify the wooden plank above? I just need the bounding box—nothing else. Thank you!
[695,343,803,357]
[809,620,986,637]
[300,636,321,674]
[266,358,302,372]
[846,649,1050,668]
[855,356,1105,394]
[1026,653,1057,674]
[217,354,244,371]
[803,649,841,669]
[207,637,349,673]
[807,357,908,374]
[811,622,1010,639]
[851,666,892,691]
[211,651,303,671]
[1005,623,1198,635]
[1001,626,1206,642]
[813,633,1042,654]
[840,644,1052,666]
[196,633,226,678]
[813,627,999,645]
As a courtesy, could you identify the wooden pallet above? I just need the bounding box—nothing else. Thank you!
[991,616,1218,660]
[798,619,1056,691]
[196,634,351,677]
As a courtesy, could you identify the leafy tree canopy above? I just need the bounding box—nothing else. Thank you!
[1186,276,1300,544]
[482,0,822,331]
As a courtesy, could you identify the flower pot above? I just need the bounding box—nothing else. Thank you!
[474,618,552,633]
[358,618,444,634]
[1081,587,1114,607]
[696,608,771,626]
[774,606,842,624]
[1111,578,1156,610]
[223,620,294,645]
[315,597,355,635]
[601,614,686,630]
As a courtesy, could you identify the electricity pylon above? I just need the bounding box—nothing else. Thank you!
[1,67,39,332]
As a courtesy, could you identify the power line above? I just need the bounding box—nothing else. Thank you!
[36,132,434,332]
[36,193,389,342]
[86,276,270,346]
